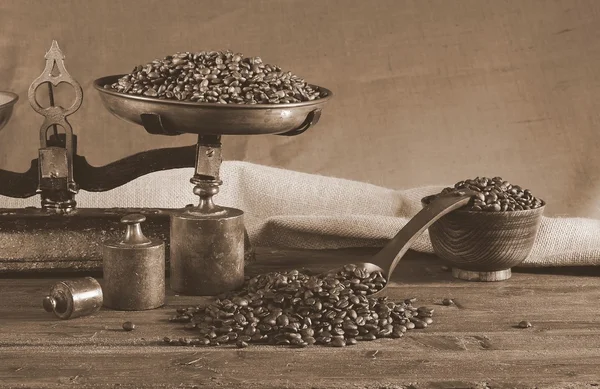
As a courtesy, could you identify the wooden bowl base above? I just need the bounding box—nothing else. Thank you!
[452,268,512,282]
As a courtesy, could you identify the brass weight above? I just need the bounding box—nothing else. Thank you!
[43,277,103,320]
[102,214,165,310]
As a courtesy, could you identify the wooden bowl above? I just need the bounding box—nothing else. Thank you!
[421,195,545,281]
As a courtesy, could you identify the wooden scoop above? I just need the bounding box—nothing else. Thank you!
[325,190,477,295]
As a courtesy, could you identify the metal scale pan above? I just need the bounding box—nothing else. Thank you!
[0,91,18,132]
[94,75,332,137]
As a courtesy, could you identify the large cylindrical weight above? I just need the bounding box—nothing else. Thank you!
[170,207,244,295]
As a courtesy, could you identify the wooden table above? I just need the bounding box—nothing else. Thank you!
[1,248,600,389]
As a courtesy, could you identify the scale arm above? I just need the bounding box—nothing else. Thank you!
[74,144,196,192]
[0,161,39,198]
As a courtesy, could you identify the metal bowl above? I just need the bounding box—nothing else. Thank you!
[93,75,332,136]
[421,195,545,281]
[0,91,18,132]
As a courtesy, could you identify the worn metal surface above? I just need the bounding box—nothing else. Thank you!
[93,75,331,136]
[170,207,245,296]
[42,277,103,320]
[0,91,18,132]
[102,214,165,311]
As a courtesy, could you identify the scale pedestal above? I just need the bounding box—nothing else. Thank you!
[169,135,245,295]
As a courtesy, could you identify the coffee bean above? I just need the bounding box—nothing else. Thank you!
[331,338,346,347]
[198,338,211,346]
[362,333,377,341]
[216,335,230,343]
[346,337,357,346]
[518,320,532,328]
[442,298,454,306]
[236,340,249,348]
[412,320,427,329]
[122,321,135,331]
[179,338,191,346]
[228,332,239,341]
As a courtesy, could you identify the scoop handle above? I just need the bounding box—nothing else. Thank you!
[370,190,477,278]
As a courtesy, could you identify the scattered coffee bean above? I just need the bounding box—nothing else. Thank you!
[122,321,135,331]
[442,298,454,306]
[236,340,249,348]
[165,265,431,348]
[198,338,210,346]
[331,338,346,347]
[437,177,544,212]
[518,320,533,328]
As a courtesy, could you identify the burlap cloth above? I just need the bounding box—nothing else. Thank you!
[3,161,598,267]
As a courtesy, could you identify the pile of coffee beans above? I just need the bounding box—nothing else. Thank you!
[438,176,544,212]
[164,264,434,348]
[104,50,327,104]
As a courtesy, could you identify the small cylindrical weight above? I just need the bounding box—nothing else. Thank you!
[102,214,165,311]
[170,207,244,296]
[43,277,103,320]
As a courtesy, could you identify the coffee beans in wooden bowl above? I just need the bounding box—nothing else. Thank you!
[437,176,544,212]
[422,177,546,281]
[164,264,433,348]
[103,50,327,104]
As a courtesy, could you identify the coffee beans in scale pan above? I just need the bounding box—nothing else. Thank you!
[103,50,326,104]
[423,176,546,282]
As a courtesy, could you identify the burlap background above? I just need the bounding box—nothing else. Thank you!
[1,0,600,219]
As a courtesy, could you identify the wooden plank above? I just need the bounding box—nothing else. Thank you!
[1,248,600,388]
[1,348,599,389]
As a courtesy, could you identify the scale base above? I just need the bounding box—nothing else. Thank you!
[452,268,512,282]
[0,207,255,273]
